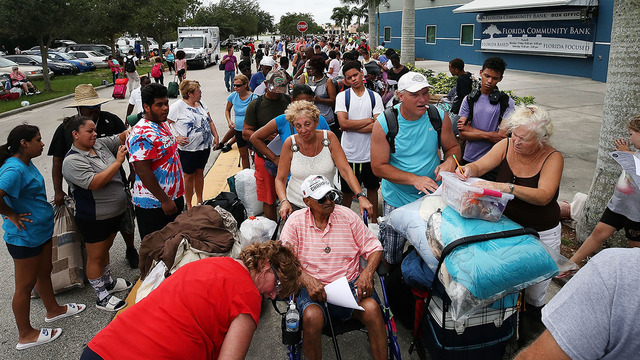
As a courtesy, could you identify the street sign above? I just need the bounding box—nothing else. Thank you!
[297,21,308,33]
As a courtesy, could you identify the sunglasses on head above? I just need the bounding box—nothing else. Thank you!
[316,191,341,204]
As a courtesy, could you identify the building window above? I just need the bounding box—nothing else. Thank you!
[426,25,436,44]
[460,24,474,46]
[384,27,391,42]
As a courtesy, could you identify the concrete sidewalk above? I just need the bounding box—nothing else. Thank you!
[415,59,605,202]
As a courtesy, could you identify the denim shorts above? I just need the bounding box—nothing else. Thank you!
[296,278,380,323]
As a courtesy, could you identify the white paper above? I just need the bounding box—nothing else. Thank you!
[267,134,283,156]
[610,151,640,188]
[324,276,364,311]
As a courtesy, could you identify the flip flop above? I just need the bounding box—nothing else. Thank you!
[44,303,86,323]
[16,328,62,350]
[108,278,133,294]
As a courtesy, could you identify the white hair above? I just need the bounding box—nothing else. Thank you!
[500,104,553,145]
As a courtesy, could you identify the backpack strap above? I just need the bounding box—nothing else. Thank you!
[345,88,376,113]
[383,107,399,154]
[427,104,442,150]
[345,88,351,112]
[498,92,510,124]
[253,95,263,120]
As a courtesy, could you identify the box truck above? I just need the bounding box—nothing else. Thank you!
[177,27,220,68]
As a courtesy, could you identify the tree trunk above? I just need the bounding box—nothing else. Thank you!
[368,3,377,48]
[576,0,640,244]
[400,0,415,65]
[38,37,52,92]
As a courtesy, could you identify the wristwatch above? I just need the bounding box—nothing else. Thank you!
[355,192,366,200]
[507,183,515,194]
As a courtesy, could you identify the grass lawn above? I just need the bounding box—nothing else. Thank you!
[0,61,154,114]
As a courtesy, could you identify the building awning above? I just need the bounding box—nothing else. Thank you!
[453,0,598,13]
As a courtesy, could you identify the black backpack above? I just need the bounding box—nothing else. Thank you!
[202,192,247,229]
[464,86,511,126]
[383,104,442,154]
[124,56,136,73]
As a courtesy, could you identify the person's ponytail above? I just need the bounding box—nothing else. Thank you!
[0,124,40,166]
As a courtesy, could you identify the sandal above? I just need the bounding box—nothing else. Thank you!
[44,303,86,323]
[107,278,133,294]
[16,328,62,350]
[96,295,127,312]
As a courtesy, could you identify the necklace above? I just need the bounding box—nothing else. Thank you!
[320,238,331,253]
[300,135,319,156]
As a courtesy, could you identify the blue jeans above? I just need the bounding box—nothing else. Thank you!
[224,70,235,91]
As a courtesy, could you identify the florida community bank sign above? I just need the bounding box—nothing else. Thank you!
[478,10,595,57]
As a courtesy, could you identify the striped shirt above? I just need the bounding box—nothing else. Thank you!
[280,205,382,285]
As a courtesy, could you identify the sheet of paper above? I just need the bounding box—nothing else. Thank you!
[610,151,640,188]
[267,134,283,156]
[324,276,364,311]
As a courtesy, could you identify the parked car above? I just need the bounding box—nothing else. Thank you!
[3,54,78,75]
[38,52,95,72]
[0,57,49,80]
[68,44,112,56]
[68,51,108,68]
[162,41,177,51]
[22,46,44,55]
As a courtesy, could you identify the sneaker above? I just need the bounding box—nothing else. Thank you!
[221,144,232,153]
[126,247,139,269]
[106,278,133,294]
[35,91,42,95]
[96,295,126,312]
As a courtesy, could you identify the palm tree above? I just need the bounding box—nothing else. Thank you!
[400,0,415,65]
[352,5,366,27]
[577,0,640,245]
[331,6,349,37]
[341,0,382,48]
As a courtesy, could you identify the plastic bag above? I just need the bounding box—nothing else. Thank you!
[49,198,85,294]
[235,169,263,216]
[429,207,577,321]
[239,216,277,248]
[136,260,168,303]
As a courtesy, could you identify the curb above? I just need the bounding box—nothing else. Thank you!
[0,84,110,119]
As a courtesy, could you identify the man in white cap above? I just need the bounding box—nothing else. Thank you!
[249,57,275,91]
[243,69,290,220]
[280,175,387,360]
[48,84,139,268]
[371,71,460,270]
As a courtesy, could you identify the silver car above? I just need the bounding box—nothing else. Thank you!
[0,57,50,80]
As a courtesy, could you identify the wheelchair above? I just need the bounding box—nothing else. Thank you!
[272,212,402,360]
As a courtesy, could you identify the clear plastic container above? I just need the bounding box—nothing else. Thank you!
[440,172,514,222]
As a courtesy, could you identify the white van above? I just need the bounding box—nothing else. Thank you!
[177,27,219,68]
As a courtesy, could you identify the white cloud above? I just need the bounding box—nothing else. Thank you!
[203,0,344,26]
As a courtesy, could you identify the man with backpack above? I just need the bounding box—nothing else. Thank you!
[242,69,290,221]
[457,57,514,180]
[371,72,460,269]
[124,50,140,96]
[335,61,384,222]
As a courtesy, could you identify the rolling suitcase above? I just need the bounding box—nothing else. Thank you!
[112,84,127,99]
[167,76,179,98]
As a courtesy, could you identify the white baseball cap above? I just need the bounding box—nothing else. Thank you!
[260,57,275,68]
[300,175,337,200]
[398,72,433,93]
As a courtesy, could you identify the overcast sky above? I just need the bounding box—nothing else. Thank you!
[204,0,344,26]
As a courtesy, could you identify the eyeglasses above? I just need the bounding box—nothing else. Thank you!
[316,191,340,204]
[270,264,283,295]
[233,83,244,88]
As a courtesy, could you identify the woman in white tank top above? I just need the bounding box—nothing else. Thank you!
[275,101,373,219]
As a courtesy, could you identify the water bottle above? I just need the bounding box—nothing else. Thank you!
[285,302,300,332]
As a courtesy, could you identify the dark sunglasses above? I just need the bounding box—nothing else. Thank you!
[233,83,244,88]
[316,191,341,204]
[270,264,282,295]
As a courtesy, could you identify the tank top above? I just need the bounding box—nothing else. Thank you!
[287,130,335,208]
[495,140,561,231]
[306,75,335,125]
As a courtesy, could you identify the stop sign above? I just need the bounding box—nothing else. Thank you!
[297,21,308,33]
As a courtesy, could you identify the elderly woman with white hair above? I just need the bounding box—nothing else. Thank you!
[455,104,564,312]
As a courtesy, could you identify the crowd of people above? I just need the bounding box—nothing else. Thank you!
[0,32,638,359]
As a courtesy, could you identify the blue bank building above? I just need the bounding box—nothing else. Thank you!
[377,0,611,82]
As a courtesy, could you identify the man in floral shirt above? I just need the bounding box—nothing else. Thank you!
[126,83,185,240]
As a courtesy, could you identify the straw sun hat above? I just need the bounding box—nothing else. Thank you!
[64,84,111,108]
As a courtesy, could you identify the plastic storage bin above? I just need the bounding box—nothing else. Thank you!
[440,172,513,222]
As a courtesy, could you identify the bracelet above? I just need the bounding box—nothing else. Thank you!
[278,199,289,206]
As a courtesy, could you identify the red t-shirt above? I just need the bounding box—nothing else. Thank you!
[88,258,261,359]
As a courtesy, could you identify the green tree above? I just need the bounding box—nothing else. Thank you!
[331,6,353,37]
[0,0,83,91]
[279,13,322,36]
[341,0,382,47]
[191,0,269,39]
[256,10,275,37]
[577,0,640,245]
[134,0,202,52]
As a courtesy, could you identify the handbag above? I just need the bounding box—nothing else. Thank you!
[219,61,225,71]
